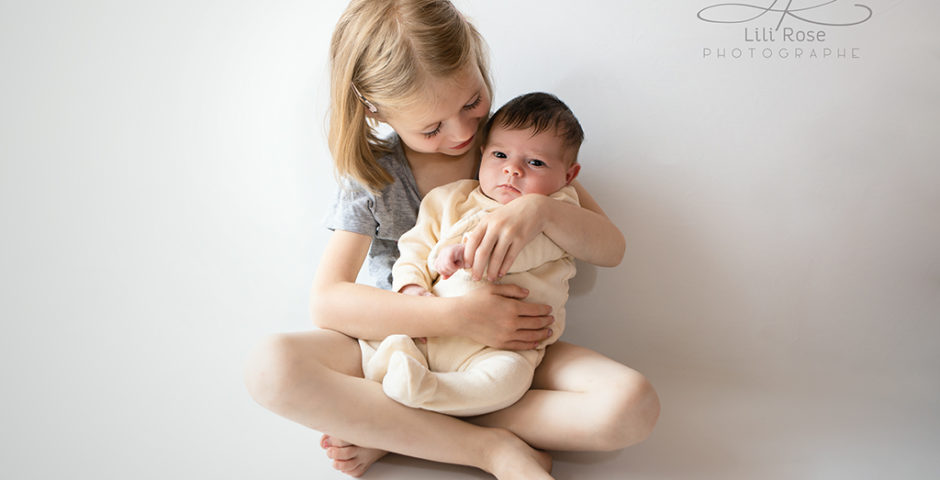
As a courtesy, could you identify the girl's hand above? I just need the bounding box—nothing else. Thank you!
[453,283,554,350]
[462,195,548,282]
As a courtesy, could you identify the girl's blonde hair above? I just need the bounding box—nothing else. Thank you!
[328,0,492,192]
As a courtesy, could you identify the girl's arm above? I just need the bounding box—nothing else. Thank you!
[462,179,625,281]
[310,230,556,349]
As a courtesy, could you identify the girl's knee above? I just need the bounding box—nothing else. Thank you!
[244,333,308,410]
[595,371,661,451]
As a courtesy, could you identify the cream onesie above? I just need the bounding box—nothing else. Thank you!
[360,179,578,416]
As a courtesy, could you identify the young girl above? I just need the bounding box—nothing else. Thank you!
[244,1,660,479]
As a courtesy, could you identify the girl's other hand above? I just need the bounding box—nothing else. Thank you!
[462,195,548,282]
[454,283,554,350]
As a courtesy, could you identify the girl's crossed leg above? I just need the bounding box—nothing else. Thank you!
[470,340,661,452]
[320,340,662,475]
[244,329,553,479]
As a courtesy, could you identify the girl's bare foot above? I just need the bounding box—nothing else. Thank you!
[484,429,554,480]
[320,434,388,477]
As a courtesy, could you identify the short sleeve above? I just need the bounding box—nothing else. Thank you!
[319,136,421,290]
[324,178,378,238]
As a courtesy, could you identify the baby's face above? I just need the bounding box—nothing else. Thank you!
[479,126,580,204]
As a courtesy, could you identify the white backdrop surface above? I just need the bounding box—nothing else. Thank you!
[1,1,938,479]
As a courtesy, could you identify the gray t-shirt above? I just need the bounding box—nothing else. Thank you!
[325,135,422,290]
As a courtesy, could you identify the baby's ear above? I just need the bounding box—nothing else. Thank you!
[565,163,581,185]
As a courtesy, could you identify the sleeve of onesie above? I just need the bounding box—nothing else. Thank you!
[391,188,448,293]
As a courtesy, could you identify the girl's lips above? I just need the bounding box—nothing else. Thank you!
[452,135,474,150]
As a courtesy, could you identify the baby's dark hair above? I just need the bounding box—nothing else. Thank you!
[482,92,584,160]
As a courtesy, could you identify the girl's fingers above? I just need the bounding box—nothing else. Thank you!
[486,239,510,281]
[489,283,529,300]
[501,340,544,351]
[502,324,554,350]
[462,228,483,270]
[516,300,553,319]
[514,314,555,332]
[471,231,498,280]
[514,326,554,343]
[496,242,524,279]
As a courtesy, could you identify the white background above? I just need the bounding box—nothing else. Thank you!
[2,1,938,478]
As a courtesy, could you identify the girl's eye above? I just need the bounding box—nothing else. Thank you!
[423,125,442,138]
[493,151,507,159]
[528,159,545,167]
[422,95,481,139]
[463,96,482,111]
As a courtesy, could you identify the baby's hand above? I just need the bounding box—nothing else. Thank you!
[433,243,466,279]
[399,284,433,296]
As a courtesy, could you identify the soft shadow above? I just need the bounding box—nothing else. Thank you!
[370,453,491,479]
[568,260,597,298]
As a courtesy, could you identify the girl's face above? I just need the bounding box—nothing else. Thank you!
[381,66,491,157]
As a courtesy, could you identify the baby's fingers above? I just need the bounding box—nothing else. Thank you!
[453,246,466,268]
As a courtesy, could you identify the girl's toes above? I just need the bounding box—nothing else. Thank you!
[327,446,357,461]
[333,459,365,476]
[346,462,369,478]
[321,434,353,449]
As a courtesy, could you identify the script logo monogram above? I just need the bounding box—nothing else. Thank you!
[698,0,872,30]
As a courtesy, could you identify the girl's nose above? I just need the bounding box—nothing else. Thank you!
[453,114,477,142]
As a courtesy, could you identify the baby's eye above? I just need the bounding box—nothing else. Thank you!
[528,159,546,167]
[493,151,507,159]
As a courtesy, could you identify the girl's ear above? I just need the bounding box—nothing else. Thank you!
[565,163,581,185]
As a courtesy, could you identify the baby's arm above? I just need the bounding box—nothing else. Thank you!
[463,182,623,280]
[392,196,441,294]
